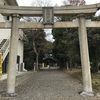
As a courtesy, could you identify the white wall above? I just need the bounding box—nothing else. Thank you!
[0,0,25,71]
[0,0,11,39]
[0,14,10,40]
[18,40,24,63]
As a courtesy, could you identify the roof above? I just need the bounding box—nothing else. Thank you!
[42,54,56,62]
[7,0,18,6]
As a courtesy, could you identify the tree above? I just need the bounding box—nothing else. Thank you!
[32,29,46,70]
[52,28,68,68]
[43,40,53,54]
[24,30,35,70]
[87,16,100,72]
[52,0,86,69]
[23,0,52,70]
[52,24,80,69]
[24,29,53,70]
[62,0,85,5]
[31,0,52,7]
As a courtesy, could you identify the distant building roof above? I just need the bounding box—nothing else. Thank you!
[42,54,56,62]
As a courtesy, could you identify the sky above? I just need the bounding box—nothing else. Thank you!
[17,0,100,6]
[16,0,100,42]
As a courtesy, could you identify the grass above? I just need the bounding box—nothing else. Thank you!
[92,72,100,92]
[64,68,100,93]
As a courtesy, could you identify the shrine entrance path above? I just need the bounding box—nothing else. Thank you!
[7,70,100,100]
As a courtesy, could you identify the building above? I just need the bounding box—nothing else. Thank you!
[42,54,56,67]
[0,0,28,74]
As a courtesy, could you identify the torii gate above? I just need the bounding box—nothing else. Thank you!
[0,3,100,96]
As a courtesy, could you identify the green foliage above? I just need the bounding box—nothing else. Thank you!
[34,29,46,49]
[52,28,68,68]
[87,16,100,73]
[66,68,100,92]
[24,36,35,70]
[52,14,100,72]
[52,16,80,69]
[23,29,53,70]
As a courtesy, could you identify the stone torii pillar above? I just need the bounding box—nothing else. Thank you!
[6,14,20,94]
[78,14,94,96]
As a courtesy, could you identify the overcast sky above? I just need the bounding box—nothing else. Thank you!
[17,0,100,6]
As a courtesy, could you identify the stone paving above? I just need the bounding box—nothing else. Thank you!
[0,70,100,100]
[0,71,33,92]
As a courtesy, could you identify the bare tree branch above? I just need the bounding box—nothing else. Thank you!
[62,0,86,6]
[32,0,52,7]
[23,0,52,70]
[33,42,37,53]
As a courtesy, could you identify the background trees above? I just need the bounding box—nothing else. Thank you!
[23,0,100,73]
[52,0,85,69]
[61,0,86,5]
[52,0,100,72]
[23,0,53,70]
[52,16,80,69]
[87,16,100,72]
[24,29,53,70]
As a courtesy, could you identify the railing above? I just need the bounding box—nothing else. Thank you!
[0,36,10,62]
[0,30,27,62]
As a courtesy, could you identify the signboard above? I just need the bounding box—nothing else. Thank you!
[0,52,2,77]
[43,7,54,25]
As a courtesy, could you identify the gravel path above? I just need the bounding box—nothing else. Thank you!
[0,70,100,100]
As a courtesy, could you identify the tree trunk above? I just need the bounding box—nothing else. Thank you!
[36,53,39,70]
[66,62,69,70]
[33,42,39,71]
[69,59,72,71]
